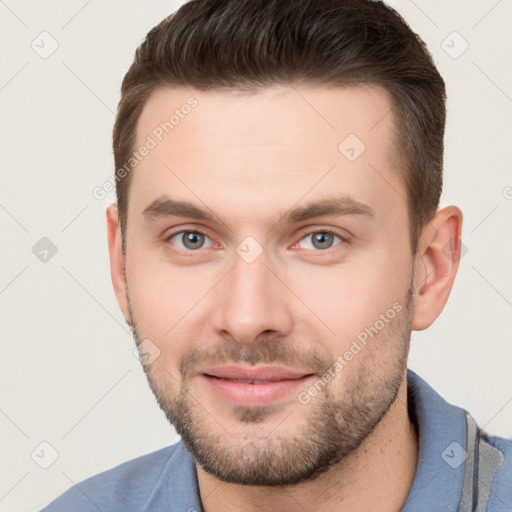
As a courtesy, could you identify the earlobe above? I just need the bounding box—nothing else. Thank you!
[106,204,132,327]
[412,206,463,331]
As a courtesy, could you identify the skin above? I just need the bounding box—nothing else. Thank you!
[106,84,462,512]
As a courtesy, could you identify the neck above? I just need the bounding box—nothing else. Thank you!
[196,378,419,512]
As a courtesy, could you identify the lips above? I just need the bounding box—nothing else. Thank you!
[225,379,270,384]
[201,365,312,381]
[199,365,316,407]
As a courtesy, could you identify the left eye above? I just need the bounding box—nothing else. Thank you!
[297,231,344,250]
[167,231,213,251]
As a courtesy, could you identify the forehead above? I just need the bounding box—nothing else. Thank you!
[129,84,406,227]
[136,83,396,153]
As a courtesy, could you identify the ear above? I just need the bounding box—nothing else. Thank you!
[106,204,132,327]
[412,206,463,331]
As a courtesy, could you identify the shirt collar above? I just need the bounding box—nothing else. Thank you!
[401,369,467,511]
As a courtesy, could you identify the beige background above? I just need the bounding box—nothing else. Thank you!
[0,1,511,510]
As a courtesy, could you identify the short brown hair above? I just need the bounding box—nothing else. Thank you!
[113,0,446,252]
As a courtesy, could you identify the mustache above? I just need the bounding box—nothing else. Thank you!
[178,337,333,378]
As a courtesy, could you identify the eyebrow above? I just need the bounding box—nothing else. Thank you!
[142,194,375,228]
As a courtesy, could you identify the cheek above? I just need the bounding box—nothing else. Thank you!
[287,253,410,344]
[126,256,226,375]
[126,254,200,337]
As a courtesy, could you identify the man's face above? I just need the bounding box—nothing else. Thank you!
[120,84,416,485]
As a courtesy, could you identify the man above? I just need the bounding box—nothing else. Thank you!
[41,0,512,510]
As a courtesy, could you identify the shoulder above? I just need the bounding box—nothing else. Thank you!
[405,369,512,510]
[40,442,184,511]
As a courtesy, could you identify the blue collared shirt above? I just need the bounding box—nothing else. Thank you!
[41,369,512,511]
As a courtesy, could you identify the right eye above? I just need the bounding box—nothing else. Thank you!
[166,230,215,252]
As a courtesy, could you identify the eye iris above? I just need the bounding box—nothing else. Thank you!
[312,232,333,250]
[183,232,204,250]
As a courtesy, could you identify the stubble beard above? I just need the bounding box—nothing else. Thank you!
[129,287,414,486]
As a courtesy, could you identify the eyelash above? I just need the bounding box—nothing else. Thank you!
[164,228,347,255]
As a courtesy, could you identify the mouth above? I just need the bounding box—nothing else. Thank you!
[199,365,316,406]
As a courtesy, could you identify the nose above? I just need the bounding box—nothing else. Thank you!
[211,247,294,346]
